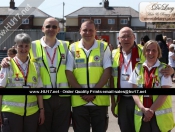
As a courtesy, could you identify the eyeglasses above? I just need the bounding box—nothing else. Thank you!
[45,25,58,29]
[119,34,133,39]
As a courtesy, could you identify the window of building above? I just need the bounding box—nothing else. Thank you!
[94,19,101,24]
[0,18,3,24]
[108,19,115,24]
[81,19,87,23]
[120,19,128,24]
[22,18,29,24]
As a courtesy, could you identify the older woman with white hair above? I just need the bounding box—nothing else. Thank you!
[0,33,44,132]
[129,40,175,132]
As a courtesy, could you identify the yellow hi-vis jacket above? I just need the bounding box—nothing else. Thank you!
[134,62,175,132]
[29,40,70,99]
[70,40,110,107]
[2,59,39,116]
[112,45,145,115]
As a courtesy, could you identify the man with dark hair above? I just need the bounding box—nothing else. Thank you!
[155,34,169,64]
[66,19,111,132]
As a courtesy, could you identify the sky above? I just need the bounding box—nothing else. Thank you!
[1,0,175,19]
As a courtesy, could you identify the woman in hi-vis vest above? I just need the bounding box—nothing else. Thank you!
[129,40,175,132]
[0,33,45,132]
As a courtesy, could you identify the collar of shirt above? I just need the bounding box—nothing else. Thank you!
[143,59,160,71]
[78,39,98,51]
[40,37,60,49]
[14,56,29,66]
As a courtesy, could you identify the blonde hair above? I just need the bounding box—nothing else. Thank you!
[143,40,162,58]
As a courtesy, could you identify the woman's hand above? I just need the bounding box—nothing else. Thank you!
[38,109,45,125]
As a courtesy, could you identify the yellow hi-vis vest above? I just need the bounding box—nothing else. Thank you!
[70,40,110,107]
[112,45,145,115]
[30,40,70,99]
[2,59,39,116]
[134,62,175,132]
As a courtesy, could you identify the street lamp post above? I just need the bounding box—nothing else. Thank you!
[63,2,65,31]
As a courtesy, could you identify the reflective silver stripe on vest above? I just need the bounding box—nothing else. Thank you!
[135,108,172,116]
[43,85,53,88]
[75,62,102,68]
[2,101,38,107]
[56,83,69,88]
[155,108,172,115]
[81,84,96,88]
[6,83,34,87]
[31,42,38,58]
[100,43,104,66]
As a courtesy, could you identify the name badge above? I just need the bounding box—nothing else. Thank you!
[14,78,24,82]
[50,66,56,73]
[22,85,31,88]
[136,58,140,61]
[121,74,130,81]
[75,59,85,63]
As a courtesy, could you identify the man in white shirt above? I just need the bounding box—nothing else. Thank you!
[1,18,70,132]
[66,19,112,132]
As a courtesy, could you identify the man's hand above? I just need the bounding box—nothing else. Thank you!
[81,95,96,102]
[111,104,118,118]
[160,65,174,77]
[1,57,11,68]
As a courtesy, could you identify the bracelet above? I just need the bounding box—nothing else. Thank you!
[39,108,44,110]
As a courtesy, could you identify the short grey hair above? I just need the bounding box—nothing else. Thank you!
[166,38,173,43]
[14,33,31,44]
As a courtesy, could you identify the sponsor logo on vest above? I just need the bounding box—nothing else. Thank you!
[94,55,100,61]
[75,59,85,63]
[0,73,4,79]
[76,50,80,58]
[32,76,37,82]
[61,54,65,59]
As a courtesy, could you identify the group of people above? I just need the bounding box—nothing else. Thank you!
[0,17,174,132]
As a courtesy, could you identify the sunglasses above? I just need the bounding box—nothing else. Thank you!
[45,25,58,29]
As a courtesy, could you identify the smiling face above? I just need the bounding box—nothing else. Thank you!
[80,21,96,45]
[143,41,161,66]
[118,27,135,53]
[15,43,31,57]
[42,18,60,39]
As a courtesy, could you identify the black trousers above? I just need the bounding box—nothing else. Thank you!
[118,96,135,132]
[72,105,108,132]
[38,96,71,132]
[1,111,39,132]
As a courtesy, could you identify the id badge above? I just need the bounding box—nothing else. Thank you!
[22,85,31,88]
[50,66,56,73]
[121,74,130,81]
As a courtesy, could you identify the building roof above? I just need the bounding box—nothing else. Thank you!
[0,7,51,17]
[66,7,139,18]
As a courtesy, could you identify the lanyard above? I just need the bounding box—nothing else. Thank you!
[45,47,57,66]
[15,58,29,85]
[144,67,156,88]
[124,60,131,73]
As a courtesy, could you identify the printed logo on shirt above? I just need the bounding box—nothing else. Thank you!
[94,55,100,61]
[0,73,4,79]
[76,51,80,58]
[32,76,37,82]
[61,54,65,59]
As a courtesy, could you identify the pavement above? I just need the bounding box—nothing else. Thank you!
[69,84,175,132]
